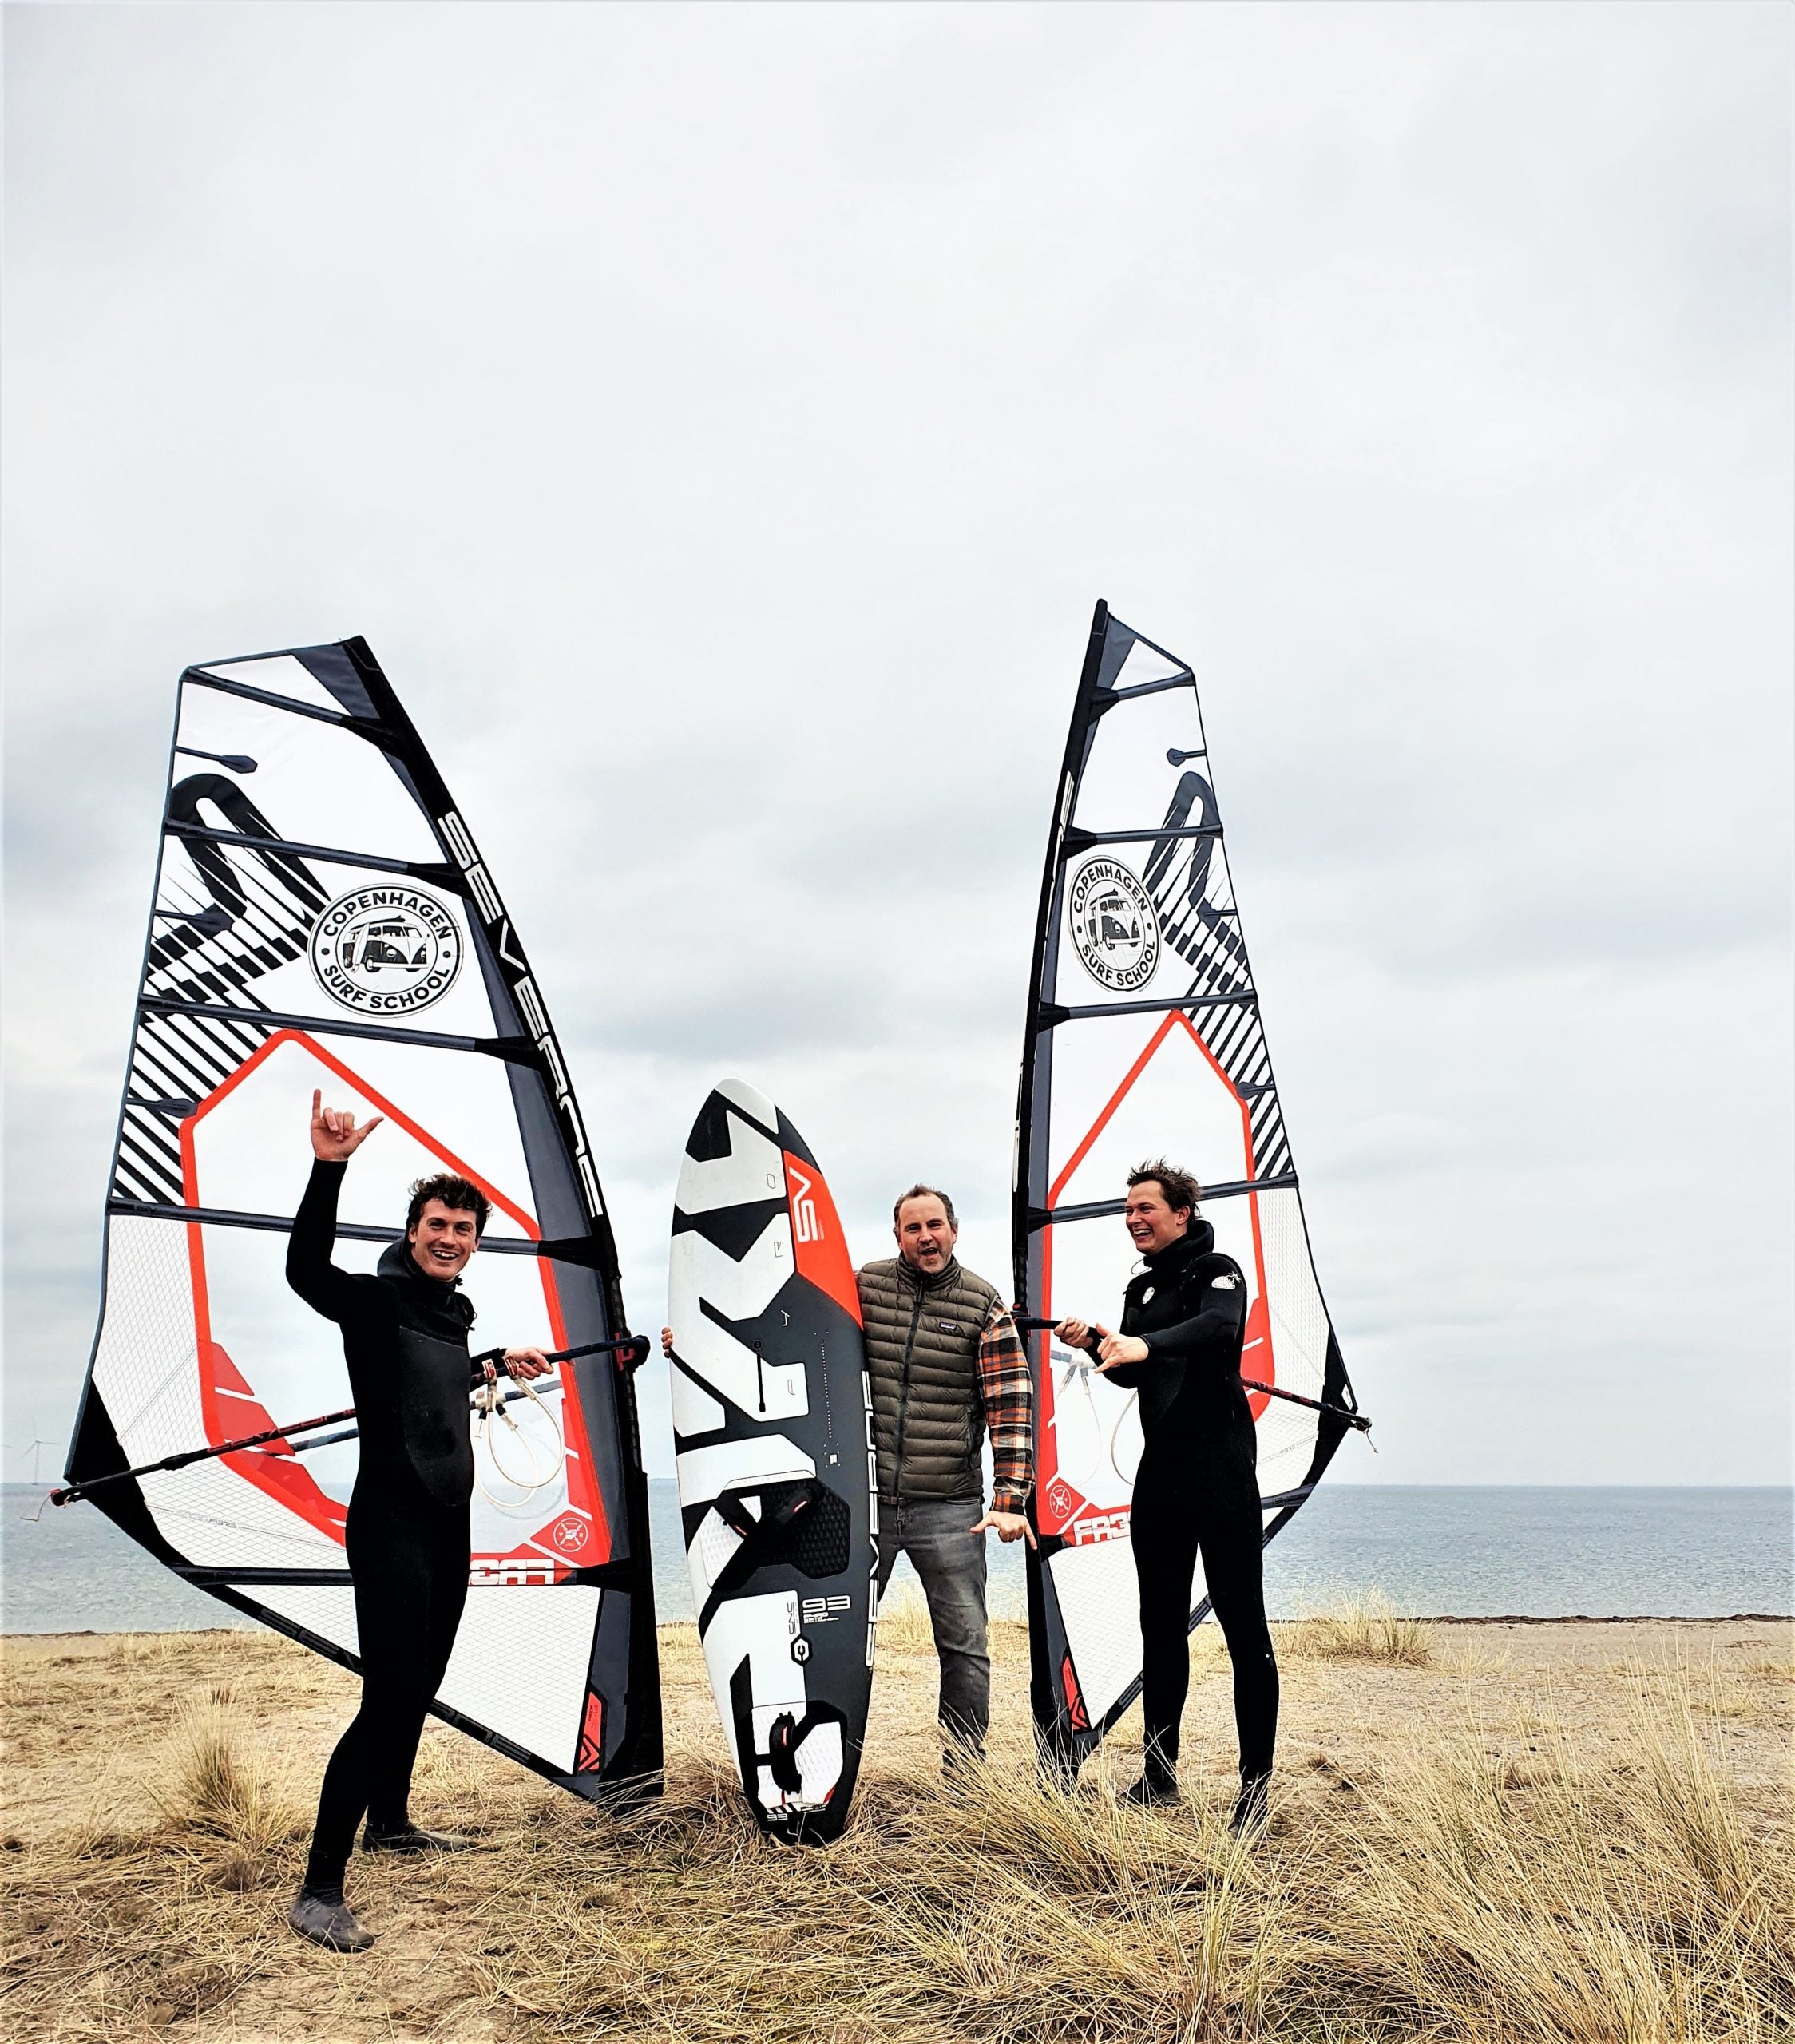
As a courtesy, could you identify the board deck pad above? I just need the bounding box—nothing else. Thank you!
[668,1080,876,1844]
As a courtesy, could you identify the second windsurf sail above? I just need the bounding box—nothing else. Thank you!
[64,638,661,1796]
[1014,602,1360,1775]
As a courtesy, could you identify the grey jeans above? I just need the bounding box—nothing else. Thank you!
[876,1495,990,1750]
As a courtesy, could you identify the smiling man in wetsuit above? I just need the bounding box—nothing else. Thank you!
[285,1091,550,1953]
[1056,1159,1278,1832]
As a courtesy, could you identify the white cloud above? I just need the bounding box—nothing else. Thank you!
[5,2,1789,1486]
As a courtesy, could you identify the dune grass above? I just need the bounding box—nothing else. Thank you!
[874,1579,940,1655]
[1278,1590,1432,1666]
[0,1832,292,2034]
[473,1666,1789,2044]
[149,1685,299,1859]
[1265,1669,1794,2042]
[1,1620,1788,2042]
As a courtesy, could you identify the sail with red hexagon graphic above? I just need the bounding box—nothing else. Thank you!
[1014,603,1360,1775]
[65,639,660,1797]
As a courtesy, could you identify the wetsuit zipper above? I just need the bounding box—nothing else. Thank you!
[891,1281,925,1495]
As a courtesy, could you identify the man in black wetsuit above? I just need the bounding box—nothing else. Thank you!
[1056,1159,1278,1832]
[285,1091,550,1952]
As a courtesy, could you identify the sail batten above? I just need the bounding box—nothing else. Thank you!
[1016,601,1358,1771]
[135,996,532,1060]
[69,638,660,1795]
[103,1198,549,1253]
[166,821,464,885]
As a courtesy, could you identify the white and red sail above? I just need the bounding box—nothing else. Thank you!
[1015,604,1358,1770]
[66,640,660,1794]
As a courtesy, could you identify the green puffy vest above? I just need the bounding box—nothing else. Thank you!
[857,1255,1001,1503]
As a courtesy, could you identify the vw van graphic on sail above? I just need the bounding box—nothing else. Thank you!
[344,915,429,972]
[307,885,463,1014]
[1067,858,1160,993]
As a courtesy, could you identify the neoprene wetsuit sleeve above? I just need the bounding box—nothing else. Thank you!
[1139,1289,1248,1373]
[286,1159,374,1325]
[1092,1324,1155,1392]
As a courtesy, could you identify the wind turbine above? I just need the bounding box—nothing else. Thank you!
[14,1435,65,1523]
[16,1434,64,1485]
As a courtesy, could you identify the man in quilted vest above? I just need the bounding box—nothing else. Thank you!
[859,1185,1034,1758]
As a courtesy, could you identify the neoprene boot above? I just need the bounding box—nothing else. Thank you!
[1229,1770,1270,1836]
[1122,1739,1181,1807]
[363,1822,472,1853]
[287,1888,373,1952]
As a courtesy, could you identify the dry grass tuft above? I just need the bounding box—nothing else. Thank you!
[471,1749,1282,2043]
[1635,1651,1794,1729]
[150,1688,299,1859]
[865,1753,1282,2042]
[0,1840,289,2038]
[1279,1591,1432,1666]
[105,1630,208,1669]
[876,1580,940,1655]
[2,1622,1789,2042]
[1262,1666,1795,2043]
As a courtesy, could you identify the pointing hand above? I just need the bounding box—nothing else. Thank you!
[969,1507,1037,1550]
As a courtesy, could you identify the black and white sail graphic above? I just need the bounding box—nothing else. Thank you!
[67,639,660,1794]
[1015,602,1358,1773]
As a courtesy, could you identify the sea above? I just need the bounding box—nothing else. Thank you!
[2,1483,1788,1635]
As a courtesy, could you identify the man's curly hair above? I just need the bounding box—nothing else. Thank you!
[1126,1159,1201,1217]
[406,1172,490,1238]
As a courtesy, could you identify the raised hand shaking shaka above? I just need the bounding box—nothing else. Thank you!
[309,1087,385,1163]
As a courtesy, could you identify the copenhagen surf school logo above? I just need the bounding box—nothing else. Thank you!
[1067,857,1160,993]
[308,886,462,1015]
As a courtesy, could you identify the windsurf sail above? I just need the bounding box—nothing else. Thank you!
[1014,602,1360,1774]
[65,639,660,1795]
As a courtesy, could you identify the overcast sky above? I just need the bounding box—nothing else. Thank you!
[5,2,1789,1487]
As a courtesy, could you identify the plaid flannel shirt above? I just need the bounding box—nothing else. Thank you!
[977,1302,1034,1512]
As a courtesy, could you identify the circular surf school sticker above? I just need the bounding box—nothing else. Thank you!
[308,886,462,1015]
[1067,858,1160,993]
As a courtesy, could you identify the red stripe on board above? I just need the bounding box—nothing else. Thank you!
[783,1151,862,1325]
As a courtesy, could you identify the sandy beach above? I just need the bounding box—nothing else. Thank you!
[2,1606,1789,2042]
